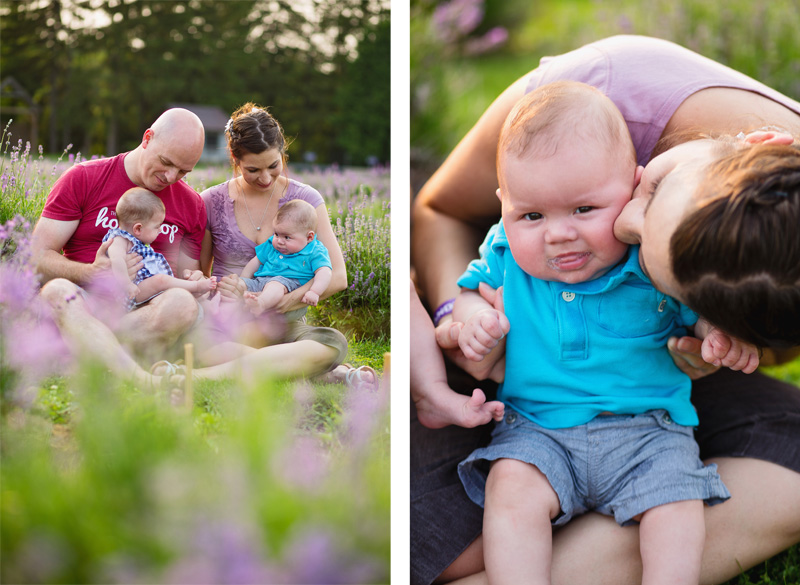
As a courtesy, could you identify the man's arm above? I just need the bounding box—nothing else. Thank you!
[32,217,107,286]
[175,248,201,278]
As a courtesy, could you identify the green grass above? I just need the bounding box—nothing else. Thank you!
[2,334,390,583]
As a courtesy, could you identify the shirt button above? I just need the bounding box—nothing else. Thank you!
[279,255,284,259]
[663,413,673,424]
[562,291,575,302]
[505,413,516,424]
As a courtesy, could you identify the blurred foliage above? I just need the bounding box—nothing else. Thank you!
[411,0,800,164]
[1,362,390,583]
[0,0,390,165]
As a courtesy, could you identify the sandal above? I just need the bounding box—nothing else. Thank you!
[316,363,379,391]
[150,360,187,405]
[344,364,379,391]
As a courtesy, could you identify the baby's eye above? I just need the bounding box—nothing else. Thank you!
[575,206,594,214]
[523,212,542,221]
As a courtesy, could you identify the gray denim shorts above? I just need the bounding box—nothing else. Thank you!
[458,409,730,526]
[242,274,302,293]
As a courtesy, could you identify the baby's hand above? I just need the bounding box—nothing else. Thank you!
[302,290,320,306]
[459,308,510,362]
[701,327,759,374]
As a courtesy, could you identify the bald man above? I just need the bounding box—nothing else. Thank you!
[32,109,208,379]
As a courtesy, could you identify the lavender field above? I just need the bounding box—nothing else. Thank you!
[0,130,391,584]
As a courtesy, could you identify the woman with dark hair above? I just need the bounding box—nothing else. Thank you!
[188,103,374,386]
[411,36,800,585]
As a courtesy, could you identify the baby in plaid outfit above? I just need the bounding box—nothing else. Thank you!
[104,187,216,311]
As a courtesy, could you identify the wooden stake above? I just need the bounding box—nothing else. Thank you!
[382,352,391,393]
[184,343,194,410]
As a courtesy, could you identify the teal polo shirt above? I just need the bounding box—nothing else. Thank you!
[253,236,331,283]
[457,221,699,429]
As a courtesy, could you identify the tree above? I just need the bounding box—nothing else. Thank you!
[333,17,390,165]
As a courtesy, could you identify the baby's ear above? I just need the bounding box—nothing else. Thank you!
[495,188,503,202]
[132,222,143,236]
[307,230,315,242]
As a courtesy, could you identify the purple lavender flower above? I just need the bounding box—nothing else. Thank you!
[281,529,383,584]
[163,519,277,584]
[272,435,330,491]
[464,26,509,55]
[433,0,485,44]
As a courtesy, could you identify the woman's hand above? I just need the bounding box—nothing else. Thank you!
[667,335,721,380]
[216,274,247,300]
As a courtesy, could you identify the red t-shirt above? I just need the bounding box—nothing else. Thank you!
[41,153,206,272]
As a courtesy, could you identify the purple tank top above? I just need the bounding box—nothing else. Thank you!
[526,35,800,166]
[201,178,324,278]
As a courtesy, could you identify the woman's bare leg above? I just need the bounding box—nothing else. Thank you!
[444,458,800,585]
[191,339,339,383]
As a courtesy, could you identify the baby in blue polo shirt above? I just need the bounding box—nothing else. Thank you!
[242,199,332,315]
[447,82,760,585]
[104,187,216,311]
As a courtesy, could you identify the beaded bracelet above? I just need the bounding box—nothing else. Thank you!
[432,298,456,326]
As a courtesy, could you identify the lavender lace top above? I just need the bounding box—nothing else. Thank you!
[201,178,324,279]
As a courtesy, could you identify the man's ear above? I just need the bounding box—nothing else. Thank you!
[141,128,154,148]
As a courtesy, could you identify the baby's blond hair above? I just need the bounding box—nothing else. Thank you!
[497,81,635,190]
[275,199,317,233]
[116,187,165,225]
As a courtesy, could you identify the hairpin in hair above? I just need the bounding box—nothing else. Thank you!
[224,118,233,133]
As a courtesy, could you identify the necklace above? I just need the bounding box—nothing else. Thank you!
[236,177,280,232]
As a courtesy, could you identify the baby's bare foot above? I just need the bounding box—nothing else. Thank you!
[243,292,266,315]
[415,386,503,429]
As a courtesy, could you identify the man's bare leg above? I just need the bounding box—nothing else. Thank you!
[40,278,154,386]
[116,288,199,363]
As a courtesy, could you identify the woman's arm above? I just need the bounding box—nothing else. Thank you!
[199,229,214,277]
[312,204,347,294]
[411,74,530,309]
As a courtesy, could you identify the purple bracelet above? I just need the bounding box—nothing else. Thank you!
[433,298,455,326]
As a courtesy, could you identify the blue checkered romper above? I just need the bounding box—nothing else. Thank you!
[102,228,173,311]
